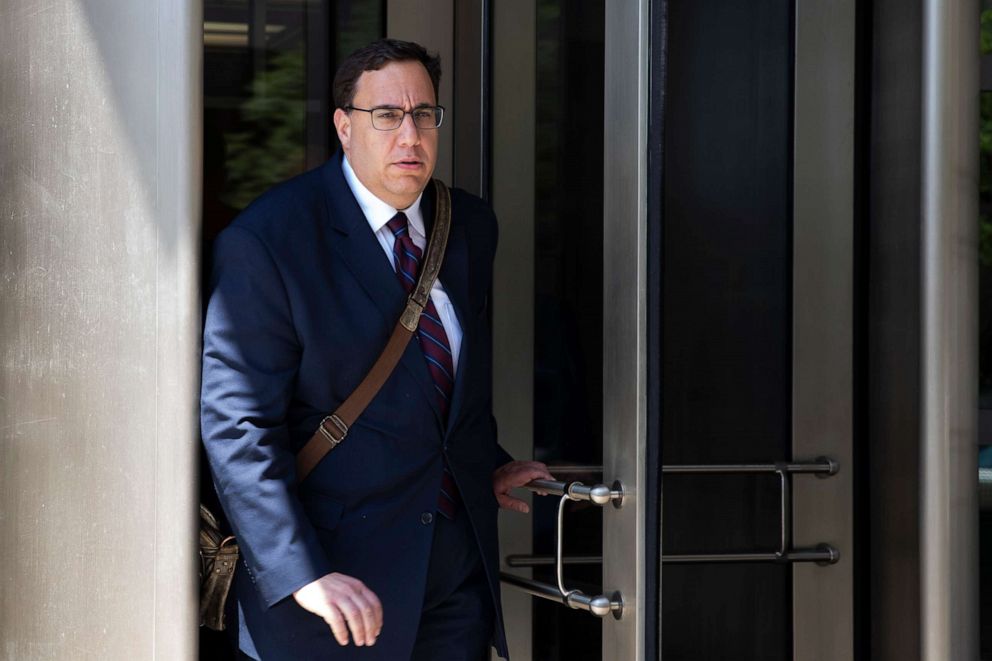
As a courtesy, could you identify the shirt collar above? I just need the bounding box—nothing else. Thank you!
[342,155,425,237]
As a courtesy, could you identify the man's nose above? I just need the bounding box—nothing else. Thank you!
[396,112,421,146]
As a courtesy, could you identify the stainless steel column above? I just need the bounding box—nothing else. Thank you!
[0,1,202,658]
[920,0,980,659]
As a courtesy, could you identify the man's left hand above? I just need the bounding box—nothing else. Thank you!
[493,461,555,513]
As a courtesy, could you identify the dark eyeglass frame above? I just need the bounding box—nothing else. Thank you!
[344,105,445,131]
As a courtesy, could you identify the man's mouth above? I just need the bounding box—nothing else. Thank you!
[393,159,423,169]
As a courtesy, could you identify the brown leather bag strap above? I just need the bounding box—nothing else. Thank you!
[295,179,452,483]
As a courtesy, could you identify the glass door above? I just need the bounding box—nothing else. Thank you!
[491,1,648,660]
[200,1,649,658]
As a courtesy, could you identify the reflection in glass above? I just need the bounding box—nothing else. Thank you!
[203,0,384,241]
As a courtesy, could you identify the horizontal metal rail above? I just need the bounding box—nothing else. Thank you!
[541,465,604,476]
[499,572,622,618]
[506,554,602,567]
[661,458,838,476]
[663,546,839,564]
[546,458,839,477]
[506,544,840,567]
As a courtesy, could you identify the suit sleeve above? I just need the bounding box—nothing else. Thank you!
[200,225,333,608]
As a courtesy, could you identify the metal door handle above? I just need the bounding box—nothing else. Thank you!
[500,479,625,619]
[661,458,840,564]
[500,572,622,618]
[526,478,625,507]
[538,459,841,565]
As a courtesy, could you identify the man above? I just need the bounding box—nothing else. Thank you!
[201,39,552,661]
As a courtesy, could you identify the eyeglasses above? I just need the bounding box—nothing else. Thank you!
[344,105,445,131]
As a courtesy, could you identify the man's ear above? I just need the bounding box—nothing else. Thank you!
[333,108,351,150]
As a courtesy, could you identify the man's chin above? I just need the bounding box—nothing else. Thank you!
[388,176,431,197]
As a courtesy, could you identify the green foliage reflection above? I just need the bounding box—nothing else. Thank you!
[223,48,306,210]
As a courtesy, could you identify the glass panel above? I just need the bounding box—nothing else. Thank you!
[200,3,383,658]
[662,1,794,659]
[979,6,992,657]
[532,0,605,659]
[203,0,384,242]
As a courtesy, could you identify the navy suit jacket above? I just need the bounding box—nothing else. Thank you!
[200,152,512,660]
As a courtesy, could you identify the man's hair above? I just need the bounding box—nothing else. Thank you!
[333,39,442,109]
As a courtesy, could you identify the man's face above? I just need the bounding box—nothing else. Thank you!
[334,60,438,210]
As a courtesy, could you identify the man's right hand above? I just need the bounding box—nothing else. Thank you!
[292,573,383,647]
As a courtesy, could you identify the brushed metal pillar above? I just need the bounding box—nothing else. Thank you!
[920,0,979,659]
[0,1,201,659]
[602,1,648,659]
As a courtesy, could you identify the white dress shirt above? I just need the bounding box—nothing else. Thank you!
[342,156,463,373]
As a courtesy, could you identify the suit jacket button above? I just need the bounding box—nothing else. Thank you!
[421,512,434,525]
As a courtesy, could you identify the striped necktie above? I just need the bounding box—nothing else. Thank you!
[386,212,460,519]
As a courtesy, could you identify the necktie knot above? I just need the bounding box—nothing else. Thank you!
[386,212,409,238]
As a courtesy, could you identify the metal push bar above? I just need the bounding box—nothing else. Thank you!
[499,458,841,618]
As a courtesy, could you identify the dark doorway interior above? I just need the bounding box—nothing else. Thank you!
[530,0,606,659]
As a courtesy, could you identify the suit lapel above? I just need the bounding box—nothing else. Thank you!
[320,156,443,425]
